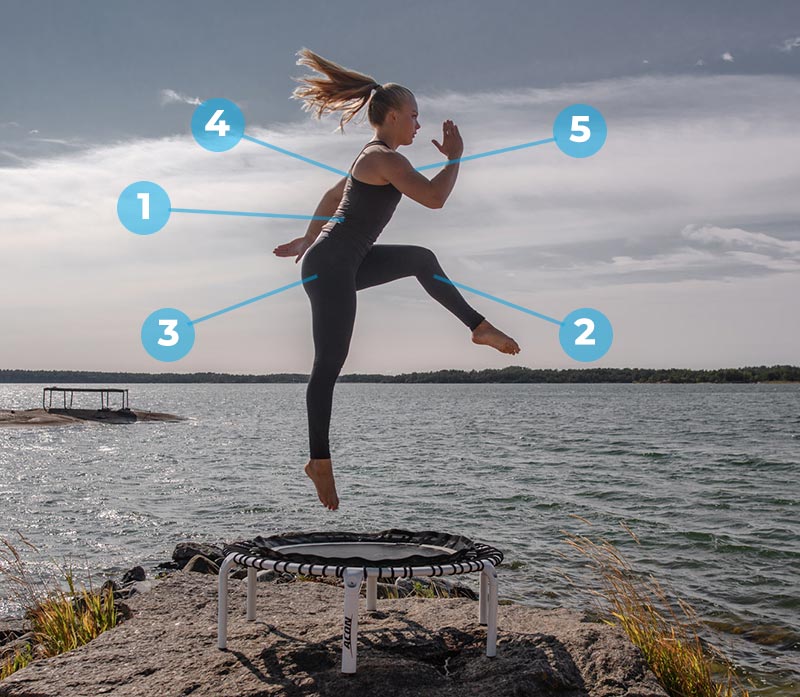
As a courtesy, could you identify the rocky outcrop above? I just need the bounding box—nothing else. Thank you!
[0,569,666,696]
[0,409,183,426]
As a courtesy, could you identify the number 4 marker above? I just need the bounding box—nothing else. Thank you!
[192,98,244,152]
[205,109,231,137]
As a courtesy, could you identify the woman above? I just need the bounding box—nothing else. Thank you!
[273,48,520,511]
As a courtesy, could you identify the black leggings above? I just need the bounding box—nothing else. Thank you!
[301,237,484,459]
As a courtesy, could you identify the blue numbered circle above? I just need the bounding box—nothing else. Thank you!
[559,308,613,362]
[117,181,171,235]
[141,308,195,362]
[191,98,245,152]
[553,104,607,158]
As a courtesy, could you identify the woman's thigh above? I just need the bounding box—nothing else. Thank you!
[355,244,436,290]
[301,239,359,358]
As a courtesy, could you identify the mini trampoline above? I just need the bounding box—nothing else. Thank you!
[217,529,503,673]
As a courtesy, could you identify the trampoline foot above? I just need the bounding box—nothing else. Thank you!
[479,568,488,625]
[483,561,498,657]
[366,574,377,611]
[341,569,363,673]
[217,553,239,650]
[247,567,257,620]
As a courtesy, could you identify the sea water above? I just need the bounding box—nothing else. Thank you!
[0,382,797,692]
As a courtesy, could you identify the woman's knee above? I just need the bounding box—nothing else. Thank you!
[311,350,349,377]
[408,245,439,270]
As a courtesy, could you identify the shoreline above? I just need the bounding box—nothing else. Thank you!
[0,541,668,696]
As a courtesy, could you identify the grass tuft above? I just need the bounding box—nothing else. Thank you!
[1,531,119,680]
[557,518,754,697]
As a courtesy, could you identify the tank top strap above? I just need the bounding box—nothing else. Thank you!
[347,140,389,175]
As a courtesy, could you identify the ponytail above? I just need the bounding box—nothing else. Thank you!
[291,47,414,133]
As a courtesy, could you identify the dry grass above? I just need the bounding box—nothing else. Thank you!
[556,517,753,697]
[1,531,118,680]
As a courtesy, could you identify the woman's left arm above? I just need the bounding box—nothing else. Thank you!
[303,180,344,243]
[273,178,346,262]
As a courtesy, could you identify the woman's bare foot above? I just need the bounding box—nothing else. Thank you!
[471,320,521,355]
[304,458,339,510]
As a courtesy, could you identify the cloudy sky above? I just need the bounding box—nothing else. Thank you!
[2,1,799,373]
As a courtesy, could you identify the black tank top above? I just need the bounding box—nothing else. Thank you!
[319,140,402,257]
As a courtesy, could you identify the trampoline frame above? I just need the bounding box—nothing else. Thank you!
[217,551,499,673]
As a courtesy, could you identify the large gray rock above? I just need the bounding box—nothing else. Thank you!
[120,566,146,585]
[0,571,667,697]
[172,542,223,569]
[182,555,220,575]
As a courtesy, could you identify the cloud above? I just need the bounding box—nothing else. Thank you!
[160,88,202,106]
[681,224,800,256]
[695,59,705,67]
[722,52,734,62]
[0,129,85,166]
[2,73,799,370]
[779,36,800,53]
[28,136,80,146]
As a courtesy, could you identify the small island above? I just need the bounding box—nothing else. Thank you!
[0,387,183,426]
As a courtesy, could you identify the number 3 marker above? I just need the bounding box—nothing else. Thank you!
[142,308,195,361]
[157,319,180,347]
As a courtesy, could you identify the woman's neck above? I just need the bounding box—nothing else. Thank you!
[372,133,398,150]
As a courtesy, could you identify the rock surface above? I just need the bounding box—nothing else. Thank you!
[0,409,183,426]
[0,570,667,697]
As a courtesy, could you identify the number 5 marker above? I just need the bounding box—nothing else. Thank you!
[553,104,607,158]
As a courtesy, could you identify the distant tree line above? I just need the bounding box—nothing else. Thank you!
[1,366,798,384]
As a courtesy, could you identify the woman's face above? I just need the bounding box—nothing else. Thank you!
[393,96,420,145]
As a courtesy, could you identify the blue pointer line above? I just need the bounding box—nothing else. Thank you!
[189,275,318,325]
[433,274,563,326]
[242,135,349,176]
[170,207,343,223]
[416,137,556,172]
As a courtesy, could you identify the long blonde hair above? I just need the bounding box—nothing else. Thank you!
[290,47,414,133]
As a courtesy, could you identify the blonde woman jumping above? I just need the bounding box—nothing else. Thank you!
[274,48,520,511]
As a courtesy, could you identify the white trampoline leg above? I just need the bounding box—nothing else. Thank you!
[341,568,363,674]
[483,560,498,657]
[366,574,377,611]
[479,568,488,625]
[218,553,239,650]
[247,566,257,620]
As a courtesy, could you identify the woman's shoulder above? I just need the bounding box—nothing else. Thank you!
[352,144,405,187]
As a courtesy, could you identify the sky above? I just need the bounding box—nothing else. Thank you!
[2,1,799,374]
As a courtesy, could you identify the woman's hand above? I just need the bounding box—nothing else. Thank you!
[431,119,463,160]
[273,236,312,264]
